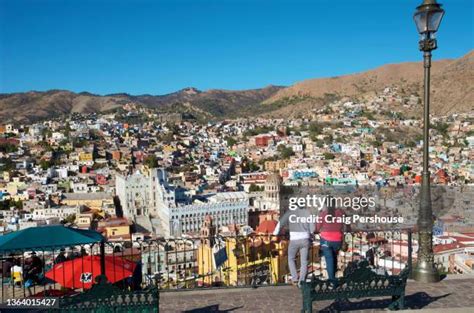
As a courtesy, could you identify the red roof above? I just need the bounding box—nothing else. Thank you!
[436,169,448,177]
[102,217,129,224]
[0,138,19,145]
[256,220,277,234]
[445,236,474,244]
[433,242,465,253]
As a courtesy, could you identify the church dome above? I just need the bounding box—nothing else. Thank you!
[264,172,281,199]
[265,172,281,187]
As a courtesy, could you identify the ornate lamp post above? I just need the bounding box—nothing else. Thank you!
[413,0,444,283]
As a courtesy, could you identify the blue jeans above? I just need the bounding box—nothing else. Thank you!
[320,238,341,284]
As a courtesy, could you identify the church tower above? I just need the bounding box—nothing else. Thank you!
[200,215,217,246]
[264,172,281,211]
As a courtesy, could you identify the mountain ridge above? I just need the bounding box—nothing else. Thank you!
[0,50,472,123]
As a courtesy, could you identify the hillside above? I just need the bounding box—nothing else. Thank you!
[0,86,284,123]
[0,50,472,123]
[263,51,473,117]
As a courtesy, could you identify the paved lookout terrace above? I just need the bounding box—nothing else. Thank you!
[160,276,474,313]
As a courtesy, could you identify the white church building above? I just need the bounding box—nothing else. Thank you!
[115,168,249,237]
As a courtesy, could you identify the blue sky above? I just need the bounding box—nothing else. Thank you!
[0,0,472,95]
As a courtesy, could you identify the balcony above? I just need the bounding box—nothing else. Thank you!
[1,229,473,311]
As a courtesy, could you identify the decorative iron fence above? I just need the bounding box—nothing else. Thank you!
[0,229,413,302]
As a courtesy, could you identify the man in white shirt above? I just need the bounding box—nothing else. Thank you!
[273,207,315,287]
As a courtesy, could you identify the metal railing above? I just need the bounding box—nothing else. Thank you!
[0,229,413,301]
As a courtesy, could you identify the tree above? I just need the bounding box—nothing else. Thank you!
[144,155,159,168]
[73,138,88,148]
[309,122,323,135]
[277,145,295,159]
[371,140,383,148]
[249,184,263,192]
[324,134,334,144]
[225,136,237,147]
[59,139,70,147]
[41,128,52,139]
[248,161,259,172]
[64,122,71,138]
[243,126,273,137]
[0,143,18,153]
[0,199,23,210]
[159,132,174,144]
[0,157,15,171]
[92,162,107,170]
[241,157,260,173]
[360,110,375,120]
[62,214,76,224]
[431,122,449,137]
[323,152,335,160]
[39,159,52,170]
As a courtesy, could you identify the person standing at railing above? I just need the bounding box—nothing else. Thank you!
[273,206,315,288]
[316,201,348,288]
[67,246,79,260]
[24,251,43,286]
[12,258,23,287]
[2,254,14,278]
[54,248,67,264]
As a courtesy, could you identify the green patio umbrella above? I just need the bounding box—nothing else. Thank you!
[0,225,104,252]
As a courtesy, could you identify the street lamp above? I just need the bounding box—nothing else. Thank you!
[413,0,444,283]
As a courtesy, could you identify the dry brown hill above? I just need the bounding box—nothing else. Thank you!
[263,50,473,117]
[0,86,283,123]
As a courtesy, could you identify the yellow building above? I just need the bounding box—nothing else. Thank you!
[197,235,289,287]
[11,194,28,202]
[76,212,94,229]
[62,192,114,211]
[98,218,131,241]
[79,152,94,162]
[163,145,177,153]
[264,160,289,172]
[6,179,27,196]
[6,183,18,196]
[61,142,74,151]
[105,224,130,239]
